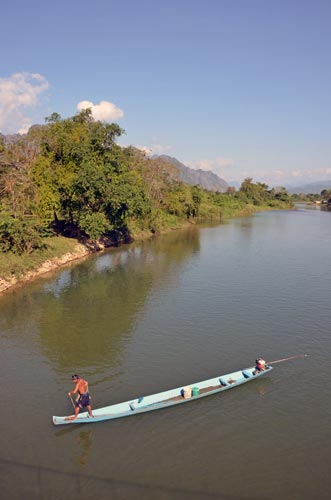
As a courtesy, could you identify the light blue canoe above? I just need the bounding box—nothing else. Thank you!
[52,365,272,425]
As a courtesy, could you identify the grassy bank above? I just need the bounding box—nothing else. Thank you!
[0,236,91,293]
[0,236,83,280]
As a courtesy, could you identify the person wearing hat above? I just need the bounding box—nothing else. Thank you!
[67,374,93,420]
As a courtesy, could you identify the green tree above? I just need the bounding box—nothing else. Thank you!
[191,185,203,217]
[0,206,46,254]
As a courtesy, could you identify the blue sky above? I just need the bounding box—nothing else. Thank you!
[1,0,331,187]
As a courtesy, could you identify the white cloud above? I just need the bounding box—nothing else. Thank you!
[125,143,172,156]
[0,72,49,134]
[256,167,331,186]
[287,167,331,183]
[236,168,287,186]
[150,143,172,154]
[77,100,124,121]
[135,145,153,155]
[234,167,330,187]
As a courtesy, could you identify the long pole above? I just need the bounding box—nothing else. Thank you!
[267,353,308,365]
[68,394,75,409]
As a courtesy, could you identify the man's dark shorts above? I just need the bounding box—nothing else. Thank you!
[76,393,91,408]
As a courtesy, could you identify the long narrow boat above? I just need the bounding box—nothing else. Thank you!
[52,364,272,425]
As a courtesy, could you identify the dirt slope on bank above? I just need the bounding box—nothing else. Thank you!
[0,243,90,294]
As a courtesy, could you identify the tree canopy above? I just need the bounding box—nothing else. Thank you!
[0,112,293,254]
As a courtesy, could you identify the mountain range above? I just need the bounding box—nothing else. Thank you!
[286,181,331,194]
[154,155,229,193]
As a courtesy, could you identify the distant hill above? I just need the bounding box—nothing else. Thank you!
[0,132,23,144]
[155,155,229,193]
[287,181,331,194]
[0,127,43,144]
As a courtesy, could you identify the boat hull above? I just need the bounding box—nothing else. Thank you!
[53,365,272,425]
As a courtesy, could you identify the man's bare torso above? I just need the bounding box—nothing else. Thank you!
[74,379,88,395]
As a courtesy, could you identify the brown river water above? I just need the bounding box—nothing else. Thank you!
[0,206,330,499]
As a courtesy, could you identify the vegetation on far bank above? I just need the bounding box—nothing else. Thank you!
[1,110,294,281]
[291,191,331,204]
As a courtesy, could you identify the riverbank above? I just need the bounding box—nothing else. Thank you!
[0,238,89,293]
[0,203,293,294]
[0,220,192,294]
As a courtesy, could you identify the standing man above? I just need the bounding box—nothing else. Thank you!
[66,374,93,420]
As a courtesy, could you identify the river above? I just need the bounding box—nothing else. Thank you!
[0,205,330,499]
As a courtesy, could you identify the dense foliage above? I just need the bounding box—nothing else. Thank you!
[0,111,293,255]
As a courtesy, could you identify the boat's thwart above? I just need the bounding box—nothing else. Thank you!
[52,365,272,425]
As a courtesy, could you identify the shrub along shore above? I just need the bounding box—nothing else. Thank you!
[0,110,293,293]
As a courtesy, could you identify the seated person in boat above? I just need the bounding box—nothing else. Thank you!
[253,357,267,374]
[67,374,93,420]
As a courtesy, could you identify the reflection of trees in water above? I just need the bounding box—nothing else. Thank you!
[0,227,200,373]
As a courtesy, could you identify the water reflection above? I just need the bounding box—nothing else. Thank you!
[54,427,93,468]
[75,430,92,467]
[43,270,72,298]
[257,384,267,397]
[0,227,200,377]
